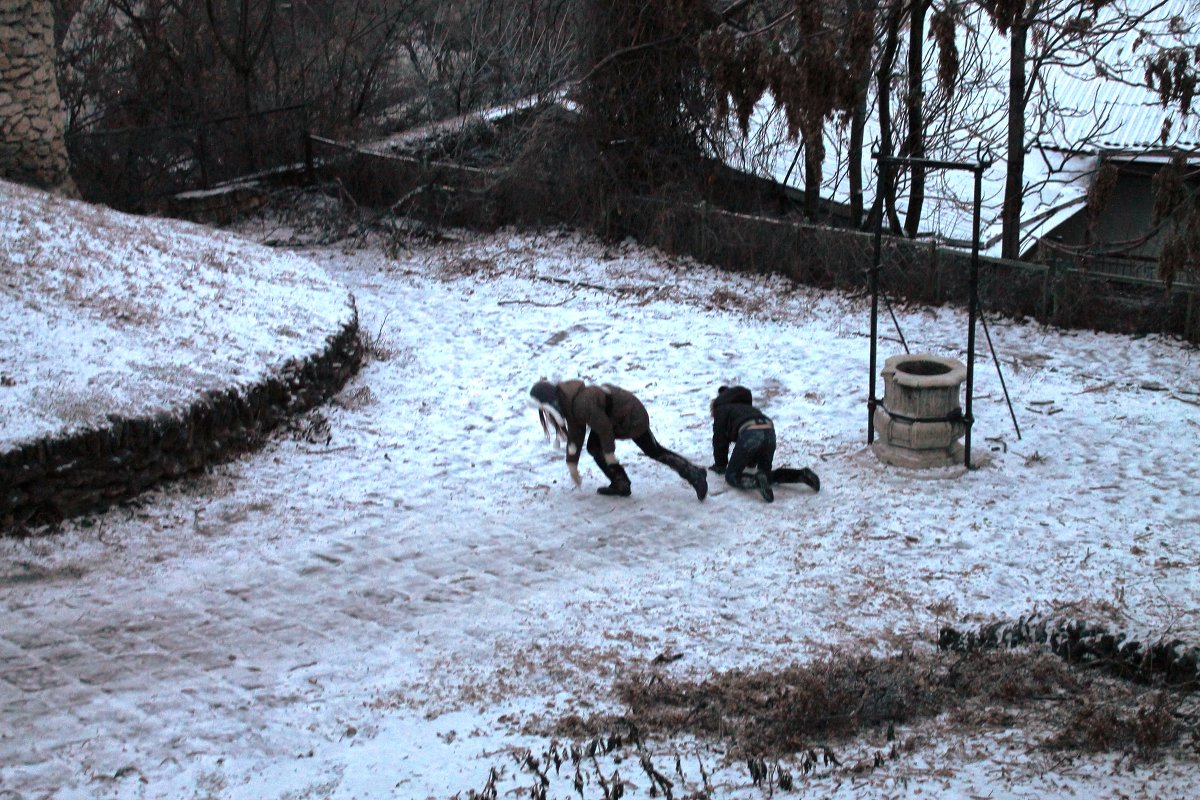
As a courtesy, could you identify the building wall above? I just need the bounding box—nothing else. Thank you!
[1046,165,1190,262]
[0,0,74,192]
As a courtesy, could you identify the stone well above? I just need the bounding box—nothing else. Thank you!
[873,353,967,468]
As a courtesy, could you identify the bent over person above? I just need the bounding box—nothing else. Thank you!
[710,385,820,503]
[529,379,708,500]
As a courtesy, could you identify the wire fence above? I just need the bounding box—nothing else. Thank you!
[206,132,1200,342]
[617,197,1199,343]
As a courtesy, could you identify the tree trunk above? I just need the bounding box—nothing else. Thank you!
[803,125,822,220]
[846,0,876,229]
[849,84,868,228]
[1001,19,1027,260]
[902,0,928,238]
[868,0,905,234]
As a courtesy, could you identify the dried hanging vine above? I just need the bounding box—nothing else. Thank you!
[1151,154,1200,290]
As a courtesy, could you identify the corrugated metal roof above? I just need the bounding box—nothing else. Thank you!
[1044,63,1200,153]
[1038,0,1200,152]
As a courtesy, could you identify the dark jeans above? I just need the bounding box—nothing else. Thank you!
[725,428,776,487]
[586,430,697,479]
[586,430,668,462]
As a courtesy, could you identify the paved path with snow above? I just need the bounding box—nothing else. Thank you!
[3,231,1199,799]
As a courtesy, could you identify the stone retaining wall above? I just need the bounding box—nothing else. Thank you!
[1,317,363,532]
[939,616,1199,689]
[0,0,74,192]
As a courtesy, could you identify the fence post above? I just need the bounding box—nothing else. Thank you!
[301,104,315,185]
[304,132,314,184]
[197,126,211,190]
[1042,261,1055,323]
[1187,290,1197,342]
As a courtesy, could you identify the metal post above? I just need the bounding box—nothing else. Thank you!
[301,104,315,185]
[965,165,982,469]
[1187,291,1196,342]
[868,161,886,445]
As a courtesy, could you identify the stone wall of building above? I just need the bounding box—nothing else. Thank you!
[0,0,75,191]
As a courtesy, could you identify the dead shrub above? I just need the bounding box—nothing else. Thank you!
[708,286,759,314]
[603,647,1188,760]
[944,649,1083,705]
[1045,692,1179,756]
[438,256,499,281]
[360,322,395,362]
[616,650,942,757]
[285,409,332,446]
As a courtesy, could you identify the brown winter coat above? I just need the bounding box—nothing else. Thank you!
[555,380,650,463]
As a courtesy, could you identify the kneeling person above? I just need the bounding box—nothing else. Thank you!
[530,379,707,501]
[709,385,820,503]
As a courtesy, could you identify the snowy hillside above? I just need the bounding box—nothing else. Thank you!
[0,178,354,450]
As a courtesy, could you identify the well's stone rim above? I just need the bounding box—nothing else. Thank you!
[883,353,968,390]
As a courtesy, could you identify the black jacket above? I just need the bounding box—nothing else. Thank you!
[710,385,771,470]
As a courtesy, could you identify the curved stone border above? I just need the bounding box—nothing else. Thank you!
[1,314,363,532]
[939,616,1200,689]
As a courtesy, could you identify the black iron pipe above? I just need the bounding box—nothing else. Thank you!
[965,162,983,468]
[868,161,887,444]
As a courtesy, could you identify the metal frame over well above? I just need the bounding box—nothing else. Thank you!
[867,154,1020,469]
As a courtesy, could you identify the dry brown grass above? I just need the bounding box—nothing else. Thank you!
[707,287,768,317]
[436,255,500,281]
[557,647,1196,762]
[1043,691,1181,755]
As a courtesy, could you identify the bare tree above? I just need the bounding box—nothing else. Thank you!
[56,0,580,204]
[400,0,577,121]
[701,0,877,220]
[868,0,906,232]
[580,0,720,206]
[977,0,1174,259]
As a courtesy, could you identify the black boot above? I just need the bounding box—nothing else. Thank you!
[597,463,632,497]
[756,471,774,502]
[655,450,708,501]
[770,467,820,493]
[685,462,709,501]
[733,472,772,502]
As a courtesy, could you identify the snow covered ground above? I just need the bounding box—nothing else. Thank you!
[2,183,1199,799]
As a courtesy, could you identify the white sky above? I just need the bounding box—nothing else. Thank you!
[2,179,1199,798]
